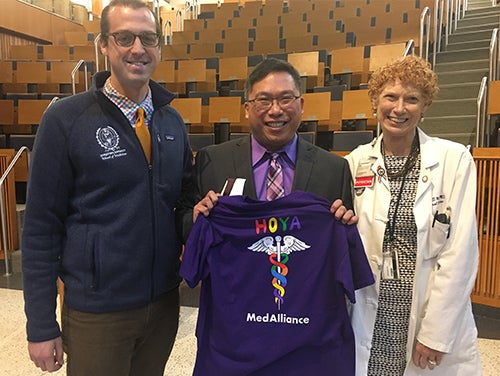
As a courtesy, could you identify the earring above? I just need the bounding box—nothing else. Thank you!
[420,114,425,123]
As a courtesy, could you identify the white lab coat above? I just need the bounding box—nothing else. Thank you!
[346,129,482,376]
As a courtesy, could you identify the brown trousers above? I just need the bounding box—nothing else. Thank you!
[62,287,180,376]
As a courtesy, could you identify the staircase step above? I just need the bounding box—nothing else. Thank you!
[437,68,488,84]
[453,22,498,33]
[457,22,498,37]
[434,59,489,73]
[423,1,493,146]
[438,83,481,99]
[445,39,491,51]
[422,132,476,146]
[436,47,489,63]
[426,98,477,117]
[421,116,477,146]
[421,115,477,134]
[458,14,500,27]
[448,30,495,43]
[465,6,500,14]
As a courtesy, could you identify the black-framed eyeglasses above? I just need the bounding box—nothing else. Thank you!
[247,95,300,112]
[107,31,160,47]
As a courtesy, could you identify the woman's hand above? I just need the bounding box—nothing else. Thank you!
[412,340,444,370]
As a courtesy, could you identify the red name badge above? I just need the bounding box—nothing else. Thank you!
[354,175,374,188]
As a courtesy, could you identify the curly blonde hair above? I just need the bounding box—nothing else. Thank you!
[368,55,439,112]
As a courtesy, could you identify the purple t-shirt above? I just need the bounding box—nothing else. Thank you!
[181,191,374,376]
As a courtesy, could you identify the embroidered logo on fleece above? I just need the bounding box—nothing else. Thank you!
[96,126,127,160]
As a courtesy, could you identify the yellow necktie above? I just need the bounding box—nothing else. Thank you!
[135,107,151,163]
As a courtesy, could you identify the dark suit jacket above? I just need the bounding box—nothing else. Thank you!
[181,134,354,240]
[196,135,352,201]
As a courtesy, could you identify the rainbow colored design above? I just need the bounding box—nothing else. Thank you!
[270,253,289,305]
[248,235,310,310]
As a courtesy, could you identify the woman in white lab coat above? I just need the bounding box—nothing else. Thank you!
[346,56,482,375]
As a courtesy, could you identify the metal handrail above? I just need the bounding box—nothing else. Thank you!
[403,39,415,56]
[476,76,488,147]
[163,20,172,45]
[176,10,183,31]
[192,0,199,19]
[48,97,59,107]
[71,59,88,95]
[1,147,30,276]
[432,0,441,67]
[95,32,109,71]
[185,1,192,20]
[490,28,499,82]
[445,0,451,46]
[153,0,160,26]
[437,0,445,54]
[418,0,442,67]
[420,7,431,62]
[94,33,101,72]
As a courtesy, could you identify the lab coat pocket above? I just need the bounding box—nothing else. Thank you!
[425,220,450,260]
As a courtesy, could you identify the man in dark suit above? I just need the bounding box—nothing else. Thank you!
[190,58,355,223]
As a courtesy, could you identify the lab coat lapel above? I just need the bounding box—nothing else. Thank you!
[415,128,438,204]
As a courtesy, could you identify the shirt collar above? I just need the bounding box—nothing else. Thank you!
[251,133,298,168]
[103,78,154,125]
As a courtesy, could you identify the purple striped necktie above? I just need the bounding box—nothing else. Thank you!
[266,152,284,201]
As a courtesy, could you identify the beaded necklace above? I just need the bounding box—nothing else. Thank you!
[381,132,420,179]
[381,132,420,243]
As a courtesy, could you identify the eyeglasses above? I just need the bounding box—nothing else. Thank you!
[107,31,160,47]
[247,95,300,112]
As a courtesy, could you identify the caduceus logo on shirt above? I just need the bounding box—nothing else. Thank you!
[248,236,310,310]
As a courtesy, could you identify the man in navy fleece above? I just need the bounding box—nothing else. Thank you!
[22,1,193,374]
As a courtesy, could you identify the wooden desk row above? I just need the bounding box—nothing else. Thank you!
[0,99,51,134]
[170,89,374,133]
[155,43,406,88]
[0,60,89,85]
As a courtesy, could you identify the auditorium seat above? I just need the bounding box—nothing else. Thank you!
[8,134,36,150]
[331,130,374,152]
[0,61,14,84]
[313,84,347,132]
[219,56,248,91]
[229,132,250,141]
[341,89,375,130]
[0,100,15,126]
[208,96,242,144]
[187,91,219,133]
[298,131,316,144]
[17,99,51,131]
[170,97,202,133]
[189,133,215,152]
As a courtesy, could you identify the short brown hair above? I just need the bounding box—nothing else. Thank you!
[100,0,161,45]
